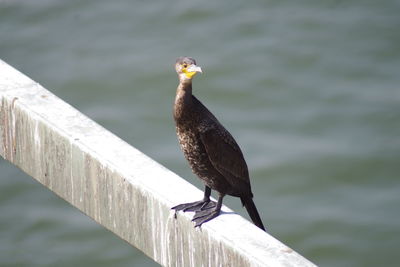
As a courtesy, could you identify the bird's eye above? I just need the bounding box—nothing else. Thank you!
[182,64,188,68]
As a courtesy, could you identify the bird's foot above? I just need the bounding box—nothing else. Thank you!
[172,200,216,212]
[192,208,221,228]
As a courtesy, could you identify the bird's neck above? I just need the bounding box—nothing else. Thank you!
[176,79,192,97]
[176,80,193,104]
[174,80,193,120]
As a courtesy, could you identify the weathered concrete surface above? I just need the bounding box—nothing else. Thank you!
[0,59,316,267]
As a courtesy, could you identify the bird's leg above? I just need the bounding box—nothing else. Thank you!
[192,193,224,227]
[171,186,216,212]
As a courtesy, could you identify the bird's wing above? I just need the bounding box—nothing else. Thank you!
[199,127,251,189]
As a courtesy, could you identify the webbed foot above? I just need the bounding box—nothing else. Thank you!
[192,207,221,227]
[172,200,216,212]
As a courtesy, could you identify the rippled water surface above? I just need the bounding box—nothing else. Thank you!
[1,0,399,266]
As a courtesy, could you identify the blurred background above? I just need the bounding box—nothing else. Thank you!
[1,0,399,266]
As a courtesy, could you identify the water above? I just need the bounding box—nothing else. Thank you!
[1,0,399,266]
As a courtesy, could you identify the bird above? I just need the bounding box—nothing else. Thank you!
[172,56,265,231]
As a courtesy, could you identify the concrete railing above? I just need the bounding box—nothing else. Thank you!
[0,59,316,267]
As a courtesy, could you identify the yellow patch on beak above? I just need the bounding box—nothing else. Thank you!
[183,64,202,79]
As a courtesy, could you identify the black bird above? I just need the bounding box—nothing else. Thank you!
[172,56,265,231]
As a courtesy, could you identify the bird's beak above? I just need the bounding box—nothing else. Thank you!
[187,64,203,74]
[184,64,202,79]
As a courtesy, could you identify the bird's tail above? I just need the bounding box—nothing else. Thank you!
[241,196,266,231]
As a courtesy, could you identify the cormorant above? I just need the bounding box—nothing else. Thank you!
[172,56,265,231]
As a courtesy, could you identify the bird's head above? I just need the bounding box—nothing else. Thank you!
[175,56,202,82]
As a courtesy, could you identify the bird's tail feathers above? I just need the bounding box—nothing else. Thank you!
[241,196,266,231]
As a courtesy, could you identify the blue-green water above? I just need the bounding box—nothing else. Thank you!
[1,0,400,266]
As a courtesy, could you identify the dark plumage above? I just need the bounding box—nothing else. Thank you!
[172,57,265,231]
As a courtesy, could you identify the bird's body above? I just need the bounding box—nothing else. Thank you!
[174,93,251,197]
[172,57,265,231]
